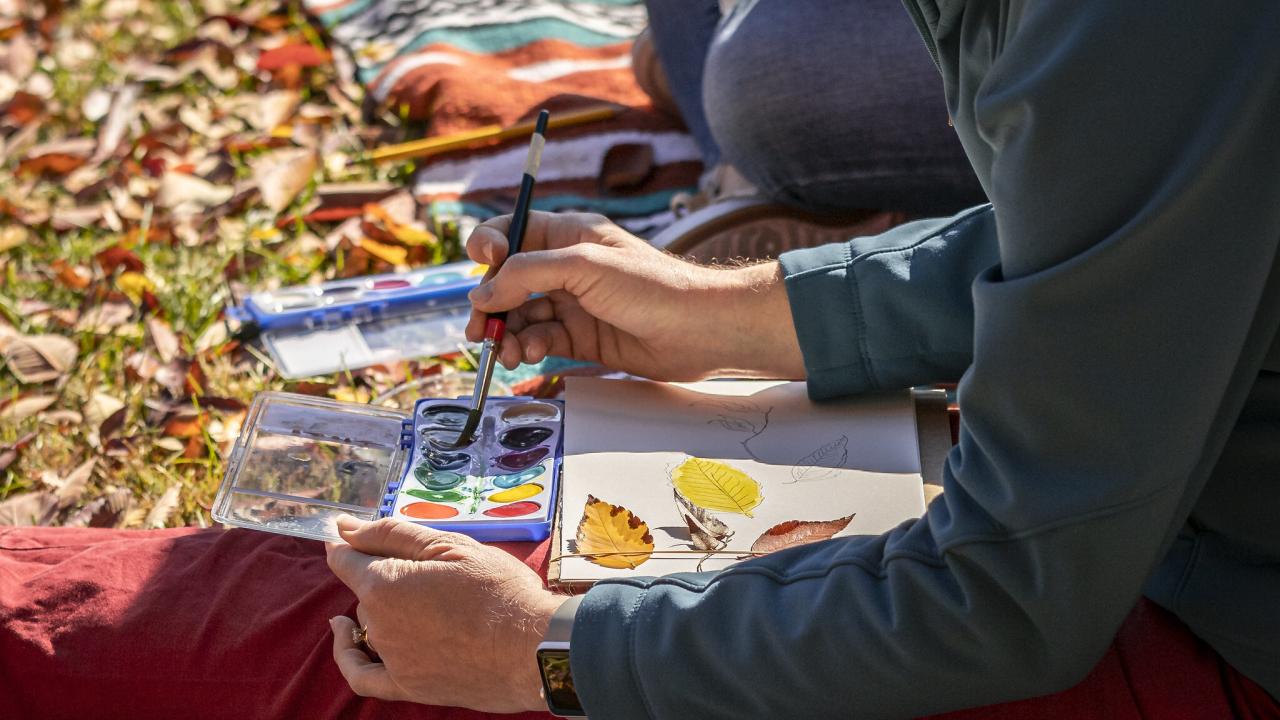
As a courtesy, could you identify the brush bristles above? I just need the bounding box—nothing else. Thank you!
[523,134,545,179]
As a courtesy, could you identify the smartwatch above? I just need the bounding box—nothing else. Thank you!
[537,595,586,717]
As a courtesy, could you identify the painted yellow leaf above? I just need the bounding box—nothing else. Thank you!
[671,457,763,517]
[575,495,654,569]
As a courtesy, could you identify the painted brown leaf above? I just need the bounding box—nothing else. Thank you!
[749,515,856,555]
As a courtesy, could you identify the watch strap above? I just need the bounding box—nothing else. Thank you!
[546,594,583,643]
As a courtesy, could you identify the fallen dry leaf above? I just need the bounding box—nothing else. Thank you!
[155,171,235,214]
[145,484,181,528]
[61,496,107,527]
[146,317,181,362]
[2,333,78,383]
[124,349,163,381]
[193,320,228,353]
[0,225,27,252]
[51,259,92,289]
[76,300,135,333]
[0,394,57,422]
[0,432,37,473]
[50,204,105,230]
[40,458,95,510]
[0,491,58,526]
[91,83,140,161]
[163,410,207,438]
[155,357,205,396]
[253,147,316,214]
[63,487,135,528]
[96,243,145,274]
[247,88,299,131]
[81,87,113,122]
[83,392,125,431]
[116,271,156,304]
[18,137,96,177]
[39,409,83,425]
[256,42,329,74]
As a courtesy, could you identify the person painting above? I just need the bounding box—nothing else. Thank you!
[2,1,1278,718]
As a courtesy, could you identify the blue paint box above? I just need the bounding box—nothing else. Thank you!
[212,392,562,543]
[226,261,486,378]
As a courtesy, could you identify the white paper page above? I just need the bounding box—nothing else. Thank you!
[559,378,927,583]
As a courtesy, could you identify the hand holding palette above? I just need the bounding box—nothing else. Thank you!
[213,391,562,543]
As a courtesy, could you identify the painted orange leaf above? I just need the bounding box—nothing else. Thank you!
[749,515,856,554]
[575,495,654,569]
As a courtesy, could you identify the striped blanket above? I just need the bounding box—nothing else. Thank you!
[303,0,703,235]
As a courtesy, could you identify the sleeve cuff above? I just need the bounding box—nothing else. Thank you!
[778,243,877,400]
[570,582,653,720]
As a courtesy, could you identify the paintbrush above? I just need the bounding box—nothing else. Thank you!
[366,104,611,164]
[451,109,550,448]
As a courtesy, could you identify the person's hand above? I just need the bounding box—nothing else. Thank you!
[465,211,806,381]
[325,516,565,712]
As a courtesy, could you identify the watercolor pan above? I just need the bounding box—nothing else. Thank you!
[225,261,487,379]
[213,392,564,543]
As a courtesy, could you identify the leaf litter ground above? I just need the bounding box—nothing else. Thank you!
[0,0,476,529]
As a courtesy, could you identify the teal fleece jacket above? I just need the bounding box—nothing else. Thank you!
[571,2,1280,717]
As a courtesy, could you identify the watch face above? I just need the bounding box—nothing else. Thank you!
[537,648,585,716]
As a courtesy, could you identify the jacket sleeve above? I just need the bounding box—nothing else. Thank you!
[569,2,1280,718]
[776,204,997,399]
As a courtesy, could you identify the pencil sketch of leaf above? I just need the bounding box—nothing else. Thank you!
[673,489,733,551]
[691,399,761,413]
[575,495,654,569]
[671,457,763,517]
[750,515,856,554]
[710,415,755,433]
[789,436,849,484]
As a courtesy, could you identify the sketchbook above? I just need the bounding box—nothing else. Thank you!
[548,378,949,588]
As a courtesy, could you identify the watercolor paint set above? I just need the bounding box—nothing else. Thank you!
[212,391,563,543]
[226,261,487,378]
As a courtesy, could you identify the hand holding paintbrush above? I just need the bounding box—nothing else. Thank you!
[451,109,550,448]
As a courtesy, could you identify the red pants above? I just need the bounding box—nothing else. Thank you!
[1,526,1276,719]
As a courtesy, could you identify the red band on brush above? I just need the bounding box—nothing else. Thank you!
[484,317,506,343]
